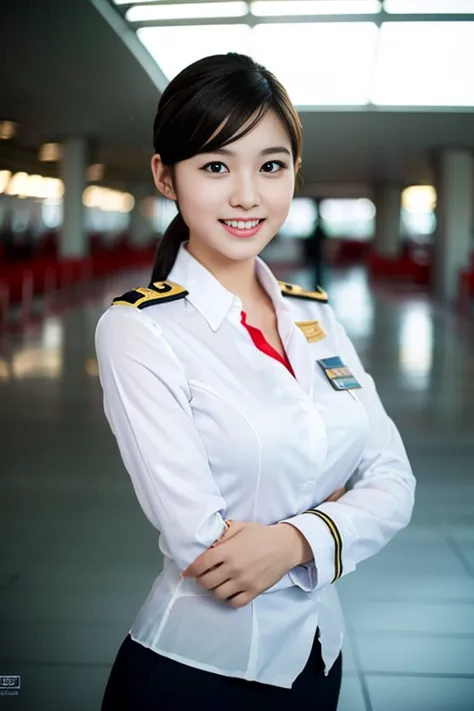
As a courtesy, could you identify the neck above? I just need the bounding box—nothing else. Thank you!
[185,241,265,309]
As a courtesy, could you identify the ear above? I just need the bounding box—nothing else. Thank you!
[151,154,177,201]
[295,156,302,175]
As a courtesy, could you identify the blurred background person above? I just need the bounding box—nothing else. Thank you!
[304,200,328,289]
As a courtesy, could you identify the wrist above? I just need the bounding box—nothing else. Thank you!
[275,522,313,568]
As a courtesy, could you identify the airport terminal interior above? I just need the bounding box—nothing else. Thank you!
[1,1,474,710]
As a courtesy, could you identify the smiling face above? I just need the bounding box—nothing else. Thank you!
[152,110,301,267]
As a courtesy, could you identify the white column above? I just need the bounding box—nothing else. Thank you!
[433,150,474,303]
[59,137,87,258]
[373,185,402,257]
[129,184,153,245]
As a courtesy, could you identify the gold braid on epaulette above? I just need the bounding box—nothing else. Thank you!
[278,281,328,303]
[111,281,188,309]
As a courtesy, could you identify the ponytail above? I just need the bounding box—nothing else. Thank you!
[150,211,189,283]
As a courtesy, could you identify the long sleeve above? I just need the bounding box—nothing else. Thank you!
[95,306,228,571]
[281,305,416,591]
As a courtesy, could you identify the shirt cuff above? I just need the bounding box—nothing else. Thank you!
[263,565,316,593]
[280,509,349,590]
[287,563,318,592]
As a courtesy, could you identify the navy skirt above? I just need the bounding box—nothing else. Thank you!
[101,631,342,710]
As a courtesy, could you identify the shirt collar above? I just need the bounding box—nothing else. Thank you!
[167,242,291,332]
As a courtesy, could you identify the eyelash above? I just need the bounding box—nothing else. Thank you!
[201,160,288,174]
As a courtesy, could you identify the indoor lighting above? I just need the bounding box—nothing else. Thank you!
[126,2,248,22]
[0,170,12,194]
[87,163,105,182]
[38,142,63,162]
[82,186,135,213]
[4,172,64,199]
[402,186,437,213]
[385,0,474,13]
[6,172,28,197]
[0,120,17,140]
[36,178,64,200]
[251,1,381,16]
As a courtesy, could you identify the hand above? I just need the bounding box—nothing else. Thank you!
[180,521,298,608]
[325,486,346,502]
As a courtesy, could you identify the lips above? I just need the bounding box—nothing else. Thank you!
[219,218,266,239]
[220,218,265,229]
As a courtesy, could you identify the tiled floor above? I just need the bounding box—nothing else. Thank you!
[1,265,473,710]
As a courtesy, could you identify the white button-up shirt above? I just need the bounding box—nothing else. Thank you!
[95,242,415,689]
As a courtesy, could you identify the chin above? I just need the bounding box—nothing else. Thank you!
[217,240,267,262]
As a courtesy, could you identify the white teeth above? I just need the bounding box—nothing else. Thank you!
[223,219,261,229]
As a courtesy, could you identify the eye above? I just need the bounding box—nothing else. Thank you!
[202,162,228,174]
[260,160,287,173]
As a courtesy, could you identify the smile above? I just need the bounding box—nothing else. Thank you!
[219,218,266,239]
[220,219,264,229]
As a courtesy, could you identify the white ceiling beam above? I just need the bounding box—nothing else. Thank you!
[89,0,169,93]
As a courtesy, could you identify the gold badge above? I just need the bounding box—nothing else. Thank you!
[112,281,188,309]
[295,320,326,343]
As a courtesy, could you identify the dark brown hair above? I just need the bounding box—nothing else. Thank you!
[151,53,302,283]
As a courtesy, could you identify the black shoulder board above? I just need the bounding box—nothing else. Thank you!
[112,281,188,309]
[278,280,328,303]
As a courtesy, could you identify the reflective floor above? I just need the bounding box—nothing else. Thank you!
[1,265,473,710]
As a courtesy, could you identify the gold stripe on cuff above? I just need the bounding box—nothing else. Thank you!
[304,510,343,583]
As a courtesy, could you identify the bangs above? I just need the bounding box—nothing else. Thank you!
[185,76,272,159]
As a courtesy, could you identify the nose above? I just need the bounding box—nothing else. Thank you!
[229,172,260,210]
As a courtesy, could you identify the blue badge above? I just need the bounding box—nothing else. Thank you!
[317,356,362,391]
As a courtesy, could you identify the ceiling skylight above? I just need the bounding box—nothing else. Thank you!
[137,25,252,80]
[371,22,474,106]
[126,2,248,22]
[111,0,474,108]
[251,0,381,16]
[255,23,379,105]
[384,0,474,12]
[113,0,171,4]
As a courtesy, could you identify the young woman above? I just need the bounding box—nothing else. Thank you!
[96,53,415,710]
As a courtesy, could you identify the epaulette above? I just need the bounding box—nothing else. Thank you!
[111,281,188,309]
[279,280,328,303]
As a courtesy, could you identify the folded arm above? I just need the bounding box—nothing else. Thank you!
[281,307,416,592]
[95,307,230,571]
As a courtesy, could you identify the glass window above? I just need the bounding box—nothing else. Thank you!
[279,198,318,238]
[42,199,63,230]
[154,197,178,234]
[319,198,375,239]
[401,185,437,240]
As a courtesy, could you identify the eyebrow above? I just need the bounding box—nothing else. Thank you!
[202,145,291,157]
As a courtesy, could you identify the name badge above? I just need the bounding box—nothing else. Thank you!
[296,320,326,343]
[317,356,362,391]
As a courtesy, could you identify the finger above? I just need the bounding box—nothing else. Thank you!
[181,547,222,578]
[195,564,230,591]
[211,579,241,601]
[228,591,253,608]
